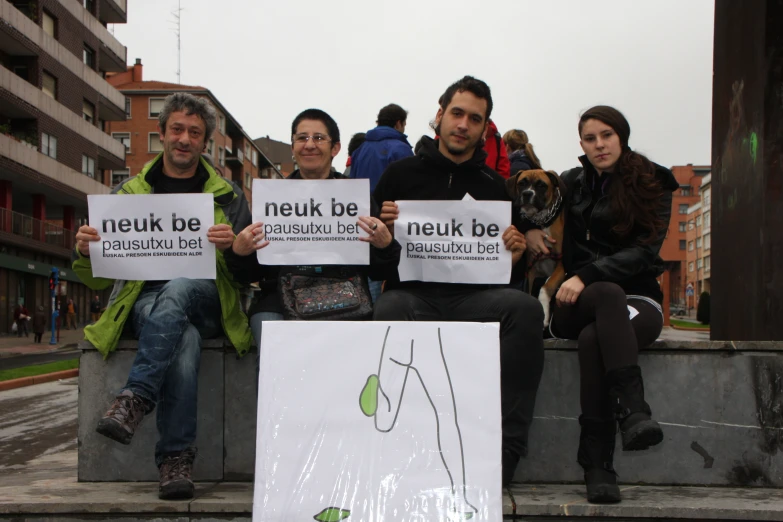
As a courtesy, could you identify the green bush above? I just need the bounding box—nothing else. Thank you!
[697,292,710,325]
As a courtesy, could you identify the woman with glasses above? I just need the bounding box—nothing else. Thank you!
[225,109,399,346]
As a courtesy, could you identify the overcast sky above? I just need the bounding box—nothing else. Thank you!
[113,0,714,174]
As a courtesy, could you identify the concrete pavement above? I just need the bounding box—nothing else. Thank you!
[0,327,85,361]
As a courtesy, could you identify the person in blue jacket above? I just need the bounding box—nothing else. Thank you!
[349,104,413,193]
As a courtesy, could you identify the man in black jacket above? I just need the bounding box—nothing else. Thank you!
[372,76,544,487]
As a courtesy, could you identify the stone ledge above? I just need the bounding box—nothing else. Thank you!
[544,338,783,351]
[78,339,231,351]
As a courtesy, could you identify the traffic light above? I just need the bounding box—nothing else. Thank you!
[49,268,59,292]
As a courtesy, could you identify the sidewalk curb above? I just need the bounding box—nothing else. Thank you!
[0,369,79,392]
[0,342,79,359]
[670,324,711,332]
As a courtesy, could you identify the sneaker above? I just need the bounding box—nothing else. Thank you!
[159,447,197,500]
[95,390,148,445]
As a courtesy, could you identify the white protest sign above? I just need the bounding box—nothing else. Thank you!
[255,321,502,522]
[395,200,512,284]
[252,179,370,265]
[87,194,215,280]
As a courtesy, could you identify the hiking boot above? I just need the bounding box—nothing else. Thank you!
[606,366,664,451]
[159,447,197,500]
[95,390,149,445]
[578,416,621,504]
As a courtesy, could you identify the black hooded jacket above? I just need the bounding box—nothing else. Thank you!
[560,156,679,303]
[372,136,528,291]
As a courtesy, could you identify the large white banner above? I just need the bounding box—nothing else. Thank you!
[87,194,216,280]
[255,321,503,522]
[252,179,371,265]
[395,200,512,284]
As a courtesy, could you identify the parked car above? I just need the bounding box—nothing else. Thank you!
[670,304,687,316]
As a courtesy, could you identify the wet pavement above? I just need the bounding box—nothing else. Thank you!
[0,377,77,471]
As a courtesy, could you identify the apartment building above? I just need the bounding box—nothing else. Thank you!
[685,174,712,308]
[105,61,281,204]
[0,0,128,332]
[254,135,296,178]
[658,164,710,315]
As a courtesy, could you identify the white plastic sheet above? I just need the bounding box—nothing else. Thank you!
[254,321,503,521]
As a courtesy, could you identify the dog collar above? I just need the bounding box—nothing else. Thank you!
[523,188,563,228]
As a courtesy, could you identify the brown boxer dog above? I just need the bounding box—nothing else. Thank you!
[506,169,567,327]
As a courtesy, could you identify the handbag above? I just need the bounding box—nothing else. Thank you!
[279,268,373,320]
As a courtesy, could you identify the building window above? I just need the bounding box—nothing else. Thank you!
[83,45,95,69]
[689,262,694,273]
[149,98,165,118]
[697,258,703,269]
[245,142,251,159]
[112,169,130,187]
[704,233,711,250]
[82,100,95,123]
[679,239,686,250]
[218,146,225,166]
[696,237,702,249]
[83,0,95,14]
[41,133,57,158]
[678,222,686,233]
[42,11,57,38]
[82,155,95,178]
[705,256,711,271]
[208,139,215,156]
[704,211,710,229]
[112,132,130,151]
[688,220,694,231]
[218,115,225,134]
[688,241,694,251]
[42,71,57,99]
[696,215,702,227]
[703,188,711,206]
[148,133,163,152]
[251,149,258,166]
[244,172,251,189]
[275,163,282,171]
[125,97,131,117]
[679,204,689,214]
[681,186,691,196]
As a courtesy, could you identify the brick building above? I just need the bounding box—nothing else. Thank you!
[105,61,281,204]
[658,164,710,320]
[685,174,712,309]
[0,0,128,333]
[254,135,295,177]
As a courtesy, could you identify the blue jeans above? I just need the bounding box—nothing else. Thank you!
[123,278,222,464]
[250,311,284,382]
[368,279,383,303]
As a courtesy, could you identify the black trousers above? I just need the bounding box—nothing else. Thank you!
[373,286,545,459]
[551,282,662,418]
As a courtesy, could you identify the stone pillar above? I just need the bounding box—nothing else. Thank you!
[0,180,10,233]
[711,0,783,340]
[32,194,45,242]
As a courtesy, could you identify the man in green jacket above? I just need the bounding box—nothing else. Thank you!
[73,93,252,500]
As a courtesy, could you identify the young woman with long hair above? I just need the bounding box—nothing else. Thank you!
[526,105,678,503]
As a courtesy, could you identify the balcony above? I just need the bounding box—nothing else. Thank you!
[226,148,244,166]
[0,208,75,255]
[99,0,127,24]
[54,0,127,73]
[0,0,126,115]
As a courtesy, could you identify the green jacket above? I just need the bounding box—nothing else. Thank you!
[73,154,254,358]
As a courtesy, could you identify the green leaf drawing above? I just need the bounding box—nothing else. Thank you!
[359,374,379,416]
[313,506,351,521]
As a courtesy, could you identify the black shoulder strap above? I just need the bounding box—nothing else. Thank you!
[494,133,501,170]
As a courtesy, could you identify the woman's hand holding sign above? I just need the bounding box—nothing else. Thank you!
[502,225,527,266]
[76,225,100,257]
[380,201,399,237]
[231,222,269,256]
[206,224,237,251]
[357,216,392,249]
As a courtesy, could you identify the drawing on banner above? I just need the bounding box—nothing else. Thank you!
[359,326,478,519]
[254,321,502,522]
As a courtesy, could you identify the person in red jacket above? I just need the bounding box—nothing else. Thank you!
[483,119,510,178]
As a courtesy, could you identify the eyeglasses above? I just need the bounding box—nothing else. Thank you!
[293,133,332,145]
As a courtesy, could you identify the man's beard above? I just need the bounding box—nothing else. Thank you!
[444,135,479,157]
[167,147,197,170]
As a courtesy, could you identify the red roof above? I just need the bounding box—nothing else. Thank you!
[113,81,207,91]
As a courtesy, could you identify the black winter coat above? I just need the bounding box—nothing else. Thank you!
[560,156,679,303]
